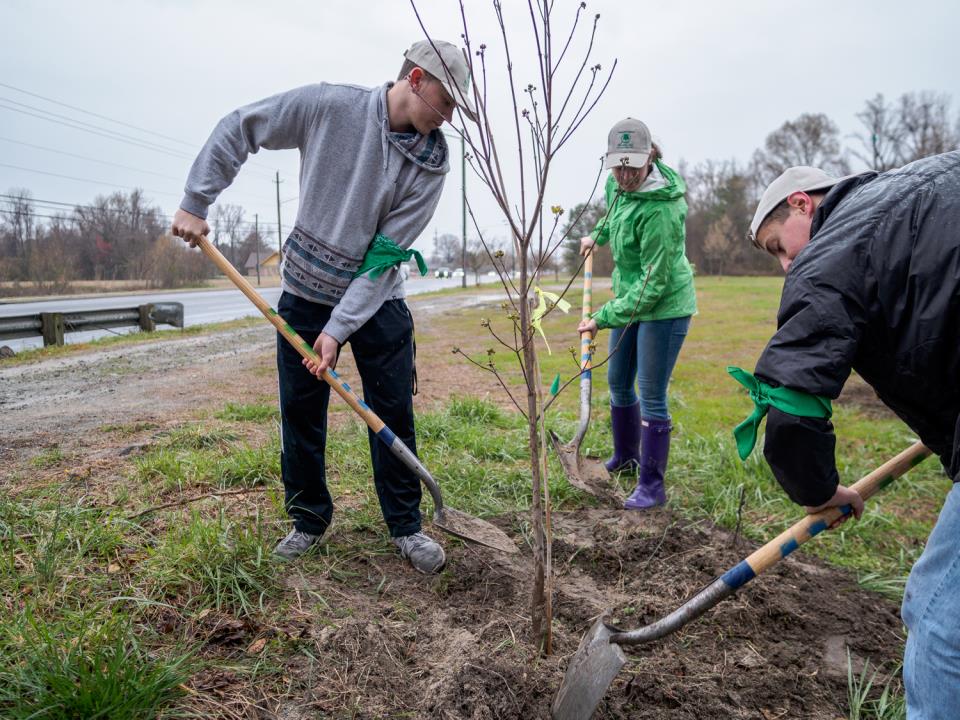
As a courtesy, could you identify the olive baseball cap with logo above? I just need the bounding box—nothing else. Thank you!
[748,166,846,246]
[604,118,653,169]
[403,39,477,123]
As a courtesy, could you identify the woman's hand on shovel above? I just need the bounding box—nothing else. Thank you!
[804,484,864,529]
[578,318,598,336]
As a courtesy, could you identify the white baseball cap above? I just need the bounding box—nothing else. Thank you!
[403,39,477,123]
[604,118,652,169]
[749,166,844,245]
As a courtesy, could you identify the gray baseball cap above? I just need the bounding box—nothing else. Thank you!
[748,166,843,245]
[604,118,652,169]
[404,39,477,123]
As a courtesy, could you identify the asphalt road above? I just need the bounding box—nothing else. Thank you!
[0,276,467,352]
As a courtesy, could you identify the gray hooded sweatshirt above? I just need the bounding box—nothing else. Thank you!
[180,82,448,343]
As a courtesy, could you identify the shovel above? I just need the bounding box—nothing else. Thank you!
[194,235,518,555]
[549,251,617,498]
[552,440,930,719]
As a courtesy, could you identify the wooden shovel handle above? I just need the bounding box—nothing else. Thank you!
[739,440,931,580]
[194,235,387,435]
[579,252,594,372]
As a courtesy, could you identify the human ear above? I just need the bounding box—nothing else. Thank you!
[786,191,812,215]
[408,67,424,90]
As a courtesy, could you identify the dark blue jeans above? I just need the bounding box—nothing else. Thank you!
[276,292,421,538]
[607,316,691,419]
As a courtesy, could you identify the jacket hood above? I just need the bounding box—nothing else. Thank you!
[613,159,686,202]
[375,83,449,175]
[810,171,878,236]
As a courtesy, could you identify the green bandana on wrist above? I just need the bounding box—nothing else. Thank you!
[354,233,428,280]
[728,366,832,460]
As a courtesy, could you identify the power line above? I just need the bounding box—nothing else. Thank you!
[0,160,278,205]
[0,98,280,182]
[0,162,182,197]
[0,192,293,234]
[0,136,184,182]
[0,100,197,162]
[0,81,197,147]
[0,82,282,174]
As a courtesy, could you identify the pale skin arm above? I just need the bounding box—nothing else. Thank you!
[805,483,865,528]
[171,208,339,375]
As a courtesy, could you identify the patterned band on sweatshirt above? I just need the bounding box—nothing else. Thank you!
[281,226,364,306]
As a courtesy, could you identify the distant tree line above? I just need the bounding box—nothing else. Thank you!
[562,90,960,276]
[5,91,958,292]
[0,190,275,294]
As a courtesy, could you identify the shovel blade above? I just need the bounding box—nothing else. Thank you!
[552,616,627,720]
[549,431,618,500]
[433,506,519,554]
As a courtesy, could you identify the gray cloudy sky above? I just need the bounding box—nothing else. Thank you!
[1,0,957,254]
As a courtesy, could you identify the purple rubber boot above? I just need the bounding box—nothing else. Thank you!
[624,417,671,510]
[605,402,641,473]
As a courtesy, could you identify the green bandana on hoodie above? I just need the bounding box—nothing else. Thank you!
[354,233,428,279]
[727,366,832,460]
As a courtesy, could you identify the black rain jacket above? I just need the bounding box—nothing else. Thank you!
[754,151,960,506]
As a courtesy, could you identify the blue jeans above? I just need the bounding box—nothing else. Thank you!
[902,481,960,719]
[606,316,691,420]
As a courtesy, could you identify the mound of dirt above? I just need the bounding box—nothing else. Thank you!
[258,508,902,719]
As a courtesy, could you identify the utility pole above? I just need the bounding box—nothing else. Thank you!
[274,171,284,261]
[460,134,467,289]
[254,213,261,286]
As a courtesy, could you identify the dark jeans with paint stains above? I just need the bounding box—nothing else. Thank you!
[276,292,421,538]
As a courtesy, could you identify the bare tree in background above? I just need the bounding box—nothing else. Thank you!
[895,91,960,164]
[561,198,612,275]
[751,112,849,186]
[0,189,35,280]
[412,0,614,654]
[212,203,246,268]
[852,93,903,171]
[432,232,462,266]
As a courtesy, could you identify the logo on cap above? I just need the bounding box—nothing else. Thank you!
[617,132,633,149]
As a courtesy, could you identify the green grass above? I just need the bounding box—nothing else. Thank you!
[440,276,948,601]
[215,402,279,423]
[0,609,191,720]
[847,652,905,720]
[134,424,279,491]
[31,445,64,469]
[146,510,279,617]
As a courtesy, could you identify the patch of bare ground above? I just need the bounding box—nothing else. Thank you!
[149,508,901,719]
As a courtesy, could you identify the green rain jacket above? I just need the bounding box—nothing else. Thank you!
[590,160,697,329]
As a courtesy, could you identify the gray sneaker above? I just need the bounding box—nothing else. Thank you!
[272,529,324,561]
[392,531,446,574]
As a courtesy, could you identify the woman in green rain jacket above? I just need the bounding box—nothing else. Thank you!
[578,118,697,510]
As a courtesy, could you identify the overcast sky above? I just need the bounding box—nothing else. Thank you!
[1,0,957,255]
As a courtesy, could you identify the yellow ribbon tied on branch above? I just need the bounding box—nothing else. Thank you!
[531,287,571,354]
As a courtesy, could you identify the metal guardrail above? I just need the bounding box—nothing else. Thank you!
[0,302,184,347]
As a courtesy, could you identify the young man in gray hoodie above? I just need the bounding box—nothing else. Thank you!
[171,40,477,574]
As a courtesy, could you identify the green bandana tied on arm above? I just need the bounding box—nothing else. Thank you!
[727,366,832,460]
[354,233,428,279]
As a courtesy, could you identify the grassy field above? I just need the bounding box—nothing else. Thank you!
[1,275,944,718]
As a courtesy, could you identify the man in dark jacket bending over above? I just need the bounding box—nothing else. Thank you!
[737,151,960,718]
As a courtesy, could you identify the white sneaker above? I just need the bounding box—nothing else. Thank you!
[391,531,446,574]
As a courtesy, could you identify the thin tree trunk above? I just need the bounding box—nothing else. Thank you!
[521,288,547,650]
[530,329,553,654]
